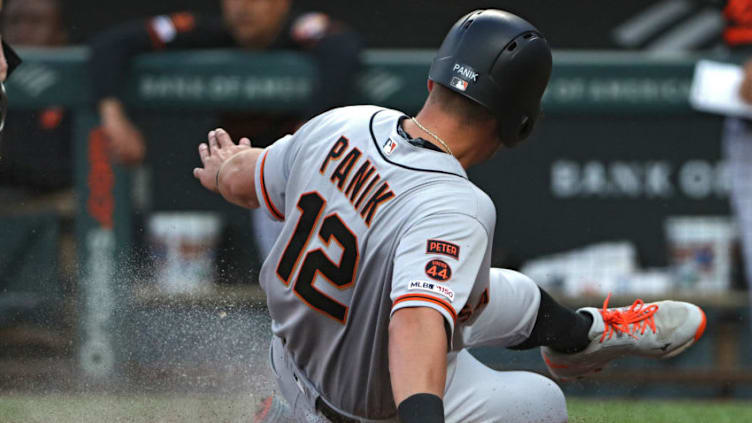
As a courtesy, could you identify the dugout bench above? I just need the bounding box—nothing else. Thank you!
[5,48,751,396]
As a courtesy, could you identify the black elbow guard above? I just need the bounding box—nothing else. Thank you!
[397,393,444,423]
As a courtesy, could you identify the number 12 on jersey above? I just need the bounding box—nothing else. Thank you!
[276,192,359,323]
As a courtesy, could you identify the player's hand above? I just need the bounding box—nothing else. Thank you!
[193,128,252,194]
[99,99,146,166]
[740,59,752,105]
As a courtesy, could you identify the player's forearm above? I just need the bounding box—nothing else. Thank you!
[388,307,447,405]
[217,148,263,209]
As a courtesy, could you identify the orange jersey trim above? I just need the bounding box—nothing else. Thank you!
[260,150,285,221]
[392,293,457,323]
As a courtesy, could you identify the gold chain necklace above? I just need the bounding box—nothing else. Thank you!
[411,117,454,157]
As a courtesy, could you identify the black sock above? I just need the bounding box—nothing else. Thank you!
[509,287,593,354]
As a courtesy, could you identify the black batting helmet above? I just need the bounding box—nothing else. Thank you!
[428,10,552,147]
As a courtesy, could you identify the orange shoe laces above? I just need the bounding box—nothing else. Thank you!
[598,293,659,343]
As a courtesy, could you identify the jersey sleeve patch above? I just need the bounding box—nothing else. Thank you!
[291,12,331,45]
[426,239,460,259]
[408,280,455,302]
[425,259,452,281]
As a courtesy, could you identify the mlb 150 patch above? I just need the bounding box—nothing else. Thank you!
[425,259,452,281]
[408,280,455,302]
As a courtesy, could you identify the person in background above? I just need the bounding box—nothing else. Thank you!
[0,0,22,136]
[0,0,70,197]
[0,0,69,355]
[725,0,752,328]
[89,0,363,266]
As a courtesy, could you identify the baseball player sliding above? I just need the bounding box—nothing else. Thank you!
[193,9,706,423]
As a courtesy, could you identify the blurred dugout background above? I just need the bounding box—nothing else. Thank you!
[1,0,751,403]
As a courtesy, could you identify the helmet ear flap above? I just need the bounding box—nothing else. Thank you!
[498,114,534,148]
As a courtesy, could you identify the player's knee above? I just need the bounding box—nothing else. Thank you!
[491,371,567,423]
[491,268,539,294]
[478,371,567,423]
[530,373,567,423]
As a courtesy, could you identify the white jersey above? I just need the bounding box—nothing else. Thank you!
[254,105,496,419]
